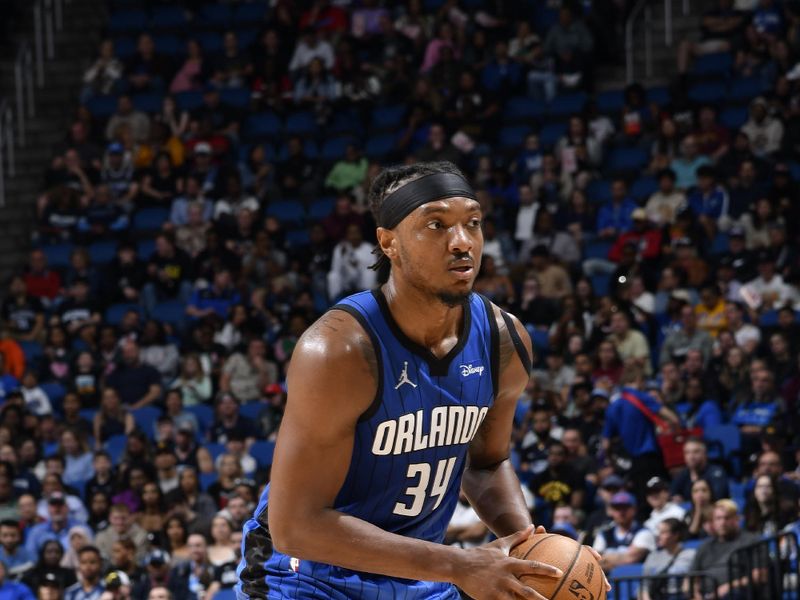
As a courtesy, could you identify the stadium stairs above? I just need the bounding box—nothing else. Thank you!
[0,0,106,281]
[596,0,712,90]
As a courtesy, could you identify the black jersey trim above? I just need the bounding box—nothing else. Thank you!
[239,505,272,599]
[331,304,384,423]
[478,294,500,399]
[370,288,471,377]
[500,311,532,375]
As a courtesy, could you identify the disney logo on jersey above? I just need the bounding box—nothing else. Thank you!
[459,363,484,378]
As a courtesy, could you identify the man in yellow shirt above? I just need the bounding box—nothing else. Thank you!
[694,285,727,337]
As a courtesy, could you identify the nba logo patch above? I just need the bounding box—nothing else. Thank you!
[459,361,485,379]
[290,557,300,573]
[568,580,594,600]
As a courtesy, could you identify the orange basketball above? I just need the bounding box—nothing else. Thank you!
[510,533,607,600]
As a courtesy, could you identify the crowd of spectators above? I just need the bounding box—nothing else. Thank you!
[2,0,800,597]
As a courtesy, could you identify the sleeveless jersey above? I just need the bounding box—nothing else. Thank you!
[237,289,500,600]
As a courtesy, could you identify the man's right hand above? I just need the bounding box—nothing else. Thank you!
[454,526,563,600]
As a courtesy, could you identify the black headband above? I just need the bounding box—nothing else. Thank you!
[378,172,476,229]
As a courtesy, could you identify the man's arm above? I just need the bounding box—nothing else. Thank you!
[267,310,559,600]
[461,308,533,536]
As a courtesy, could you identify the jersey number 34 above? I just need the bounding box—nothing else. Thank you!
[393,457,458,517]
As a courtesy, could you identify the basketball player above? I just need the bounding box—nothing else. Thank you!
[237,162,608,599]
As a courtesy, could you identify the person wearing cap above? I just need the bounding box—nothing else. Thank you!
[63,546,103,600]
[645,168,686,226]
[132,549,190,600]
[643,477,686,536]
[102,570,132,600]
[100,142,138,210]
[187,142,220,196]
[592,491,656,572]
[687,165,730,238]
[659,303,714,367]
[24,493,79,558]
[742,96,784,156]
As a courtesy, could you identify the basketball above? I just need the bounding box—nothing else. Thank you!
[510,533,606,600]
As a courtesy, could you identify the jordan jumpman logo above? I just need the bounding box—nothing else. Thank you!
[395,361,417,389]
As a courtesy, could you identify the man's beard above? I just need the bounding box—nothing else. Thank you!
[436,289,471,307]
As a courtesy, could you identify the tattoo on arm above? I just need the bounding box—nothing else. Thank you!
[319,312,347,333]
[356,334,379,384]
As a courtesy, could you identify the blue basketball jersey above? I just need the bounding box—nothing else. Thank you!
[237,289,500,600]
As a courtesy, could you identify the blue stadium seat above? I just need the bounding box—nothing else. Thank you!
[105,434,128,465]
[286,229,311,248]
[239,403,263,422]
[605,147,649,174]
[530,329,549,357]
[284,111,317,137]
[704,424,742,475]
[108,10,147,33]
[584,240,612,260]
[646,86,671,107]
[609,563,643,600]
[630,177,658,201]
[41,382,66,409]
[196,32,223,55]
[691,52,733,77]
[88,240,119,265]
[683,538,704,550]
[18,340,43,364]
[710,232,729,255]
[591,274,610,297]
[131,406,162,438]
[251,441,276,470]
[84,95,117,118]
[132,92,163,114]
[198,4,232,29]
[596,89,625,114]
[791,161,800,182]
[365,133,396,159]
[586,179,612,204]
[548,92,587,118]
[132,207,169,232]
[320,137,355,162]
[148,6,189,30]
[266,200,305,226]
[503,96,547,123]
[104,303,143,326]
[153,35,182,57]
[174,90,204,112]
[232,2,268,25]
[720,106,748,130]
[539,122,568,148]
[236,29,259,50]
[41,243,73,268]
[277,140,319,161]
[729,77,764,103]
[185,404,214,433]
[308,197,336,220]
[409,124,431,152]
[245,112,282,141]
[113,37,136,59]
[152,300,186,329]
[200,472,218,491]
[79,409,98,423]
[533,4,559,33]
[219,87,251,109]
[371,105,407,130]
[688,82,726,104]
[326,110,363,137]
[498,126,532,150]
[760,310,779,327]
[137,239,155,260]
[206,442,226,462]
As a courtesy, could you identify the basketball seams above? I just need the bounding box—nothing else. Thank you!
[519,533,556,560]
[545,542,583,600]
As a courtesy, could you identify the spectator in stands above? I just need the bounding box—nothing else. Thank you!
[744,474,793,536]
[596,178,637,240]
[677,0,746,75]
[527,246,572,300]
[131,549,190,600]
[1,276,45,343]
[101,243,145,306]
[608,311,652,376]
[218,336,277,405]
[644,477,687,535]
[23,250,61,309]
[105,96,149,144]
[288,28,334,76]
[293,57,340,118]
[659,304,714,367]
[742,250,793,310]
[142,233,194,316]
[25,493,77,557]
[95,504,147,565]
[63,545,103,600]
[672,438,730,503]
[0,519,34,577]
[415,124,463,166]
[641,518,696,600]
[58,430,93,489]
[77,184,129,243]
[519,210,580,268]
[671,136,711,191]
[103,342,160,409]
[81,40,123,103]
[529,441,585,513]
[326,223,377,301]
[324,145,368,194]
[742,96,785,157]
[0,561,34,600]
[645,169,686,226]
[688,165,730,238]
[170,176,213,229]
[724,301,761,354]
[175,203,211,261]
[99,144,138,212]
[593,491,656,572]
[543,5,594,88]
[690,499,764,599]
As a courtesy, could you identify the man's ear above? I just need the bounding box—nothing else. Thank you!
[376,227,397,261]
